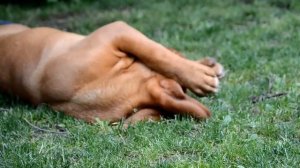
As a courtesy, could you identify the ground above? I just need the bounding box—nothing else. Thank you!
[0,0,300,167]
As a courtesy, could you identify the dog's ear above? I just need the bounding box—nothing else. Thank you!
[159,79,185,99]
[148,77,211,119]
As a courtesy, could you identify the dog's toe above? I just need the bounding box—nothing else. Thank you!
[214,63,225,79]
[198,57,225,79]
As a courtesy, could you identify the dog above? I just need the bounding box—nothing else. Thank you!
[0,21,224,125]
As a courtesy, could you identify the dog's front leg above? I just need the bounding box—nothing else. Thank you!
[87,21,222,96]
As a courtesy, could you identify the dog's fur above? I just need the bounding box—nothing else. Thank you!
[0,21,224,125]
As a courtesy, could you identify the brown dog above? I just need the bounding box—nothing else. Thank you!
[0,21,224,125]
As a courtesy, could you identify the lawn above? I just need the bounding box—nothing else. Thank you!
[1,0,300,167]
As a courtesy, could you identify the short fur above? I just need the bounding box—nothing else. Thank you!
[0,21,224,125]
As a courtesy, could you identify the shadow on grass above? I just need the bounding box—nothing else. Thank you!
[0,92,30,108]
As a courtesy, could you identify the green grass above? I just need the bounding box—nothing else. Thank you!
[1,0,300,167]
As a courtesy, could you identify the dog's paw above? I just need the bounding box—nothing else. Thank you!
[178,61,219,96]
[181,57,225,96]
[198,57,225,79]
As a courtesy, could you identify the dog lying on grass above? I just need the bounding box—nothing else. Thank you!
[0,21,224,125]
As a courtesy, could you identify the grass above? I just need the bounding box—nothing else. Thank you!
[1,0,300,167]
